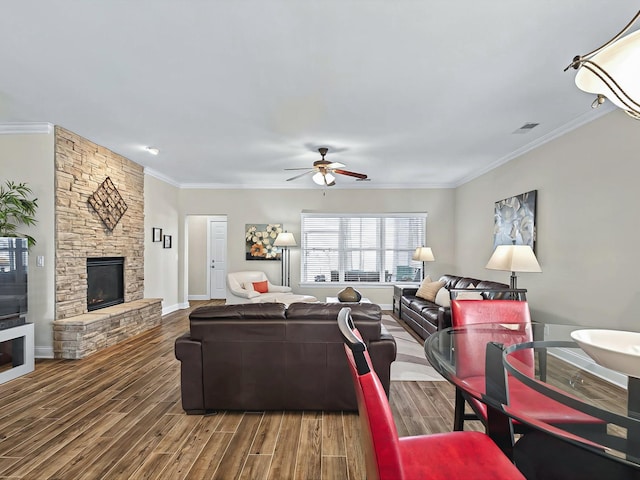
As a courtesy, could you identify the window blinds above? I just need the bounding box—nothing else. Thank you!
[300,213,427,284]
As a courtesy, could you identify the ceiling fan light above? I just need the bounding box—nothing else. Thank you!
[312,172,325,185]
[324,172,336,184]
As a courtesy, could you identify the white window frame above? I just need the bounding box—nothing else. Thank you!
[299,212,427,286]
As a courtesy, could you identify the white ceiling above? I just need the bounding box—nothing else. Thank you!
[0,1,634,189]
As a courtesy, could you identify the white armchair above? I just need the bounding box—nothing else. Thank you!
[226,271,317,305]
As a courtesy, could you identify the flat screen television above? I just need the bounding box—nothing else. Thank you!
[0,238,28,323]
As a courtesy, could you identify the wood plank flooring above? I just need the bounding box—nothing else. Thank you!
[0,303,465,480]
[1,302,622,479]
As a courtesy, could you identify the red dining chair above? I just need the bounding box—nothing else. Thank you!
[451,299,604,436]
[337,307,526,480]
[451,298,533,431]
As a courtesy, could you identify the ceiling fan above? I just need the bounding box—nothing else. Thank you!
[285,148,368,186]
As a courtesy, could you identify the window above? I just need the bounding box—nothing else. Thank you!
[300,213,427,284]
[0,237,27,274]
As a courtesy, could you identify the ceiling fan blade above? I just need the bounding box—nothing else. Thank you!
[284,167,314,171]
[334,169,368,180]
[286,170,314,181]
[327,162,345,169]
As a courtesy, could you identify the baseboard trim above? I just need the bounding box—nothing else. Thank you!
[35,346,55,359]
[162,303,183,316]
[188,295,210,301]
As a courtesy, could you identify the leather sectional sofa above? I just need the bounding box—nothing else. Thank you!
[399,274,509,340]
[174,302,396,413]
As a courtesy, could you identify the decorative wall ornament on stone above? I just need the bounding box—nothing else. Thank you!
[88,177,128,231]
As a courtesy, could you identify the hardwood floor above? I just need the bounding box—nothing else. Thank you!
[0,303,467,480]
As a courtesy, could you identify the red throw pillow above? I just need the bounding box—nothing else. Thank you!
[252,280,269,293]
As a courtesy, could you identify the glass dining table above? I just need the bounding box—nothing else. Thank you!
[424,322,640,476]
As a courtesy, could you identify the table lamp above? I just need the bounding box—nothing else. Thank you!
[485,245,541,289]
[412,246,435,280]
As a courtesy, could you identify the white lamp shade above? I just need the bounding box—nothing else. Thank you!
[324,172,335,184]
[412,247,435,262]
[312,171,336,185]
[486,245,541,273]
[274,232,297,247]
[575,29,640,115]
[312,172,324,185]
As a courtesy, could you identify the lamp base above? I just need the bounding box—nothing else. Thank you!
[280,247,291,287]
[510,272,518,290]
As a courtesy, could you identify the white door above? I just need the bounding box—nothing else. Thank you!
[209,220,227,299]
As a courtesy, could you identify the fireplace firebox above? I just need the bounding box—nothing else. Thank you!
[87,257,124,311]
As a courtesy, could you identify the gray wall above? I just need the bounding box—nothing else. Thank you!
[144,174,181,314]
[0,131,56,356]
[455,109,640,329]
[186,215,209,298]
[178,188,456,306]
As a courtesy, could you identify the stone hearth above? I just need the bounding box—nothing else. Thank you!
[53,299,162,359]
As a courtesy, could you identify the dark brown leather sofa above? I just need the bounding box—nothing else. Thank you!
[174,302,396,414]
[399,274,509,340]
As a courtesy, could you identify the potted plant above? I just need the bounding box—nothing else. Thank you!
[0,181,38,247]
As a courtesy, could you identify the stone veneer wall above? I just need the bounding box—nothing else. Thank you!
[55,126,144,320]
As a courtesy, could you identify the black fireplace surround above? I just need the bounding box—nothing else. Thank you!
[87,257,124,311]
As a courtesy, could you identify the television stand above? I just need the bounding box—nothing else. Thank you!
[0,322,34,384]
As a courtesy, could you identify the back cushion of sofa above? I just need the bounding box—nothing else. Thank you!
[439,275,462,289]
[475,280,510,299]
[451,277,481,289]
[189,303,287,341]
[286,302,381,343]
[190,303,287,320]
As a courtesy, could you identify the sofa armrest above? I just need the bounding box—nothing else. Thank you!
[399,287,418,296]
[368,327,397,397]
[233,289,262,299]
[174,333,206,414]
[437,306,452,331]
[267,283,292,293]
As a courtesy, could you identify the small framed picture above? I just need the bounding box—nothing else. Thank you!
[163,235,172,249]
[152,227,163,242]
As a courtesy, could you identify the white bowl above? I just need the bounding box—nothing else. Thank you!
[571,329,640,378]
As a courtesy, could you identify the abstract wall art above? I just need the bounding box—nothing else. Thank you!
[493,190,537,251]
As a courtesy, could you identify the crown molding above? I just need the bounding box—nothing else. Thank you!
[178,180,453,190]
[453,104,616,188]
[0,122,54,135]
[143,167,182,188]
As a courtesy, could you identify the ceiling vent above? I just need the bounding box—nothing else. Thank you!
[513,122,540,134]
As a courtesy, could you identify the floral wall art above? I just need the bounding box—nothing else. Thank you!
[493,190,537,250]
[245,223,283,260]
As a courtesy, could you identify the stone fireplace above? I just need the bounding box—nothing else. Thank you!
[52,127,161,359]
[54,126,144,319]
